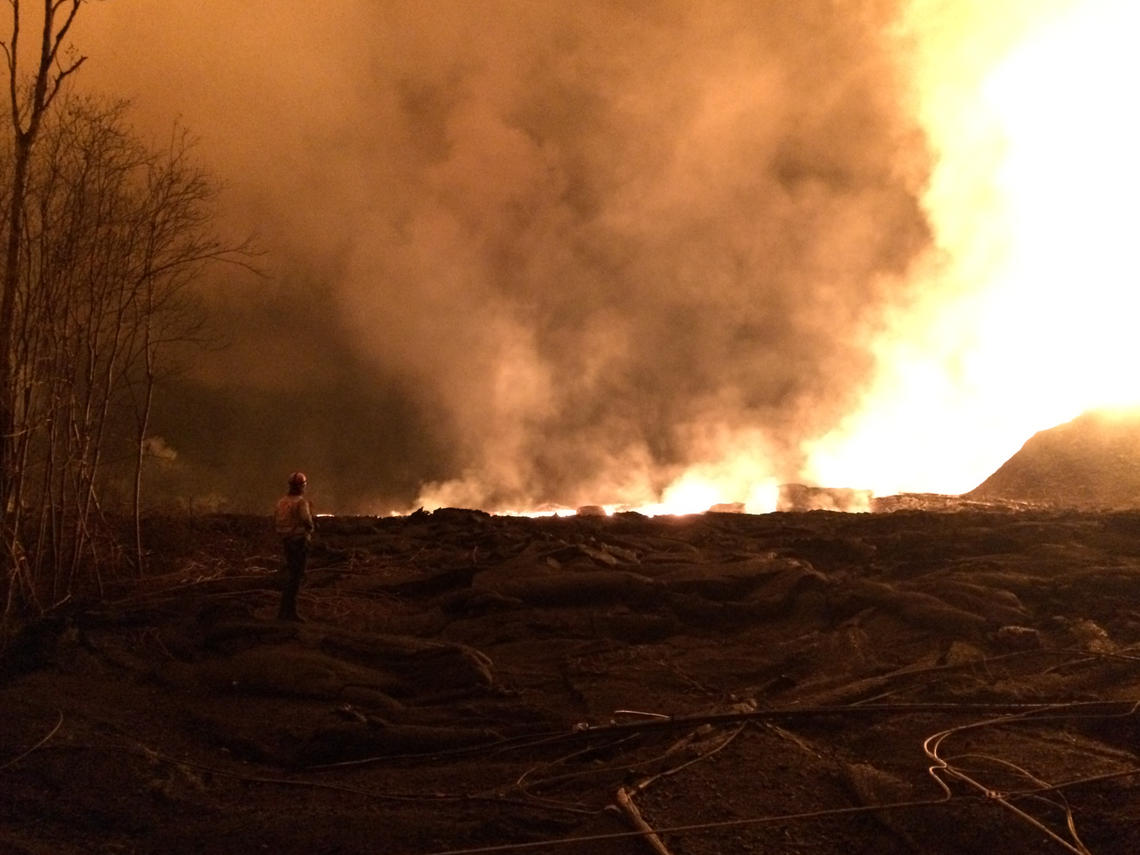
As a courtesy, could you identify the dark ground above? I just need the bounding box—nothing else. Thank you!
[3,506,1140,854]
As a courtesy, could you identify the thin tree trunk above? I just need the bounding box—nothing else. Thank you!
[133,356,155,577]
[0,0,86,607]
[1,134,32,562]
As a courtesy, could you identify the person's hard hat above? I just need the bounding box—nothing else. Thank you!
[288,471,307,488]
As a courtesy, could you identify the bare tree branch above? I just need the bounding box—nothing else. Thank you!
[4,0,20,130]
[44,52,83,107]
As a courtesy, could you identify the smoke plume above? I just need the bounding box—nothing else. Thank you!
[75,0,932,512]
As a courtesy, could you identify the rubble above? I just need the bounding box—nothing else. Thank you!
[4,507,1140,854]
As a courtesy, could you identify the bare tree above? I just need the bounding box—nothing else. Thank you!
[0,0,87,598]
[123,123,244,574]
[0,4,255,626]
[19,97,250,604]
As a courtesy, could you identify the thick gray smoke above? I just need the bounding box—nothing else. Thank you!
[75,0,931,513]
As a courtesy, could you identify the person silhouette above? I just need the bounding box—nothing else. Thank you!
[273,471,315,621]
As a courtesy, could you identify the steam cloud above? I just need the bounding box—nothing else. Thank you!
[76,0,932,513]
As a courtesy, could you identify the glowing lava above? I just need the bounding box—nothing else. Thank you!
[634,0,1140,511]
[803,0,1139,497]
[416,0,1138,518]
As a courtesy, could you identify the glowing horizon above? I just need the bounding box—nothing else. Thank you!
[804,0,1138,497]
[70,2,1139,517]
[417,0,1138,517]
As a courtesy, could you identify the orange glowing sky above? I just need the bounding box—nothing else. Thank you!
[60,0,1140,515]
[806,0,1140,500]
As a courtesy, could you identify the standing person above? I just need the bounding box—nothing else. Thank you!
[274,471,315,621]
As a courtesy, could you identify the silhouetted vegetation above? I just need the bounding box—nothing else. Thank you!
[0,3,249,626]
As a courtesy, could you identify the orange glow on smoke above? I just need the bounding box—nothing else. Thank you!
[631,0,1138,512]
[493,472,780,518]
[421,0,1138,517]
[639,474,779,517]
[804,0,1139,496]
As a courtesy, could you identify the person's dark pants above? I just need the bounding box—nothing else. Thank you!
[279,535,309,620]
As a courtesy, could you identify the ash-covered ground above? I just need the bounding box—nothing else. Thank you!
[3,506,1140,854]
